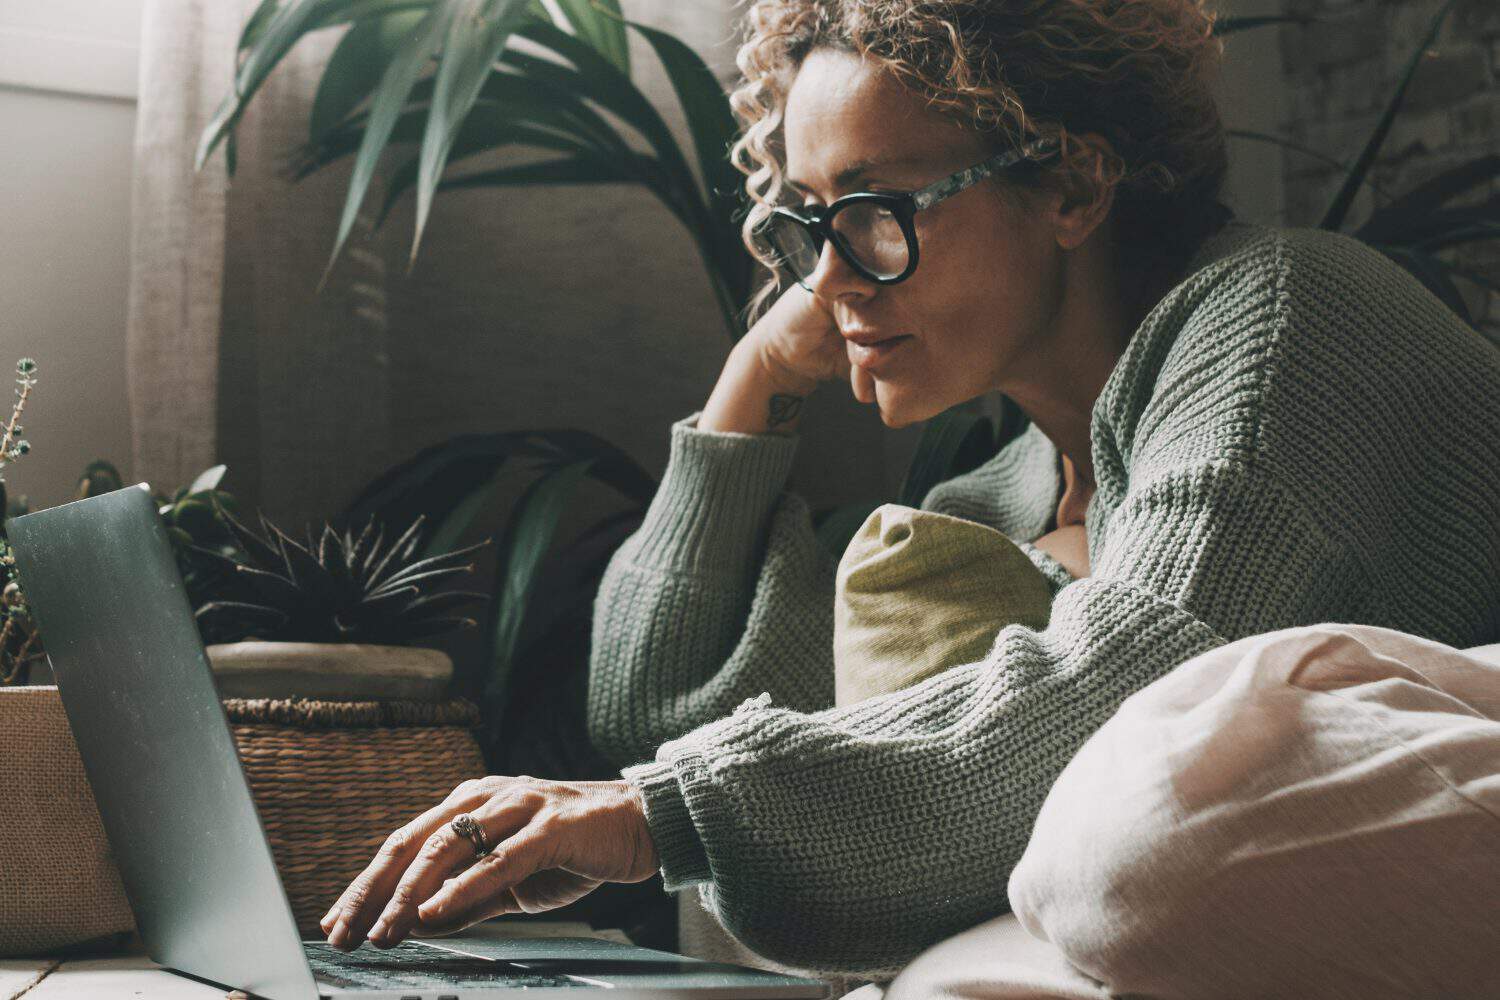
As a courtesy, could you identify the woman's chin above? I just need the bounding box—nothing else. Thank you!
[872,388,924,430]
[872,384,949,430]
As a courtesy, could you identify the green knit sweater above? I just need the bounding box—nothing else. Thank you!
[586,219,1500,979]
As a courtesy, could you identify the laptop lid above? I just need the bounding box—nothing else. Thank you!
[9,484,319,1000]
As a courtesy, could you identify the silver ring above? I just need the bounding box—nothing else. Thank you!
[450,812,491,858]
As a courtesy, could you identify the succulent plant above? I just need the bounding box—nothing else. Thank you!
[191,499,491,646]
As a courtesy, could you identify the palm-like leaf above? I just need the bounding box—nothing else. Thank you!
[412,0,532,264]
[548,0,628,75]
[308,9,428,142]
[1320,0,1459,232]
[199,0,747,336]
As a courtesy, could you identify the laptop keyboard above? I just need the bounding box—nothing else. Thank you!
[304,941,592,990]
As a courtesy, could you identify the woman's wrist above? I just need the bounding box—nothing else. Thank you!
[698,339,817,436]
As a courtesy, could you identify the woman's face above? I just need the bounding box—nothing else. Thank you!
[782,47,1066,428]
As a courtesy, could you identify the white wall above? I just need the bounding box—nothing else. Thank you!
[0,0,142,514]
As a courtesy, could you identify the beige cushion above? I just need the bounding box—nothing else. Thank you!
[1008,623,1500,1000]
[834,504,1053,706]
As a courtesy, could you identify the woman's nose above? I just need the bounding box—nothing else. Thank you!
[804,239,873,303]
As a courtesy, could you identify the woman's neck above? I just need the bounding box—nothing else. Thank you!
[1006,238,1189,483]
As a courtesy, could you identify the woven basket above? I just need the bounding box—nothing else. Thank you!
[223,696,488,936]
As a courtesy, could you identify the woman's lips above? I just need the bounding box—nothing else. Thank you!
[850,335,912,370]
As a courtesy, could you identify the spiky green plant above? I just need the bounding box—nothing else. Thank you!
[192,498,491,645]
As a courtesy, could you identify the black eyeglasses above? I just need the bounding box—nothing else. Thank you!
[752,136,1060,290]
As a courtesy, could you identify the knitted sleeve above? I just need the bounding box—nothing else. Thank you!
[585,410,840,769]
[620,459,1362,979]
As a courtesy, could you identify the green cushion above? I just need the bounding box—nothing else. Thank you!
[834,504,1055,706]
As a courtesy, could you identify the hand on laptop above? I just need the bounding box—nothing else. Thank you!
[319,775,659,951]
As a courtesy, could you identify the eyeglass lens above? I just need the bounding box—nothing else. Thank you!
[759,204,910,285]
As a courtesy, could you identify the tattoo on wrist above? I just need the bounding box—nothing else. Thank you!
[767,393,804,429]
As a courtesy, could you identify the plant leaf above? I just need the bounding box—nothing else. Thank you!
[421,467,504,559]
[1358,199,1500,249]
[185,464,228,496]
[338,428,653,547]
[1227,129,1395,202]
[1356,155,1500,244]
[230,562,306,609]
[484,458,594,718]
[195,600,290,627]
[377,536,493,587]
[509,505,642,657]
[309,8,429,142]
[412,0,532,266]
[407,152,647,199]
[319,1,456,289]
[374,97,646,227]
[551,0,628,75]
[400,589,490,618]
[198,0,340,171]
[369,562,478,597]
[366,513,428,589]
[620,17,736,208]
[1412,220,1500,253]
[209,495,285,570]
[1320,0,1459,232]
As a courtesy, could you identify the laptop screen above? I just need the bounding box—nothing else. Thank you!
[10,484,318,1000]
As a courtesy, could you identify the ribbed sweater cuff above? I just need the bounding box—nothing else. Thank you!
[621,758,712,891]
[622,410,800,576]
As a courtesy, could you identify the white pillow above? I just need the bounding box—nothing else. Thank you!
[1008,623,1500,1000]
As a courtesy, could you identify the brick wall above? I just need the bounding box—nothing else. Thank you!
[1278,0,1500,336]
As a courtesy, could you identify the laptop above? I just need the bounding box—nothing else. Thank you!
[9,484,831,1000]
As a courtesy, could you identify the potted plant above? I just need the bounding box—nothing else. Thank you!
[165,498,495,934]
[190,497,491,699]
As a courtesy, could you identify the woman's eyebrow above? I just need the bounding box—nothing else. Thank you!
[785,155,928,195]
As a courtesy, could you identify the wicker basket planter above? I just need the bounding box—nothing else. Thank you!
[223,693,487,935]
[206,641,488,936]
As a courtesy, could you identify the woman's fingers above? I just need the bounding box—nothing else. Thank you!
[409,883,522,938]
[322,779,489,950]
[414,831,553,929]
[365,792,537,949]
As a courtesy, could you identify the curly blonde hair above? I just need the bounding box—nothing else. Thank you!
[729,0,1233,324]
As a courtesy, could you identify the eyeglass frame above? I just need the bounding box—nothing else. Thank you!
[758,135,1062,289]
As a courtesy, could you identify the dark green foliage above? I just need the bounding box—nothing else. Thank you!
[191,498,491,646]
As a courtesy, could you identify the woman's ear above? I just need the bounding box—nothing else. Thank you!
[1047,132,1118,252]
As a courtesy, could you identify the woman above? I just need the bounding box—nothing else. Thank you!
[318,0,1500,988]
